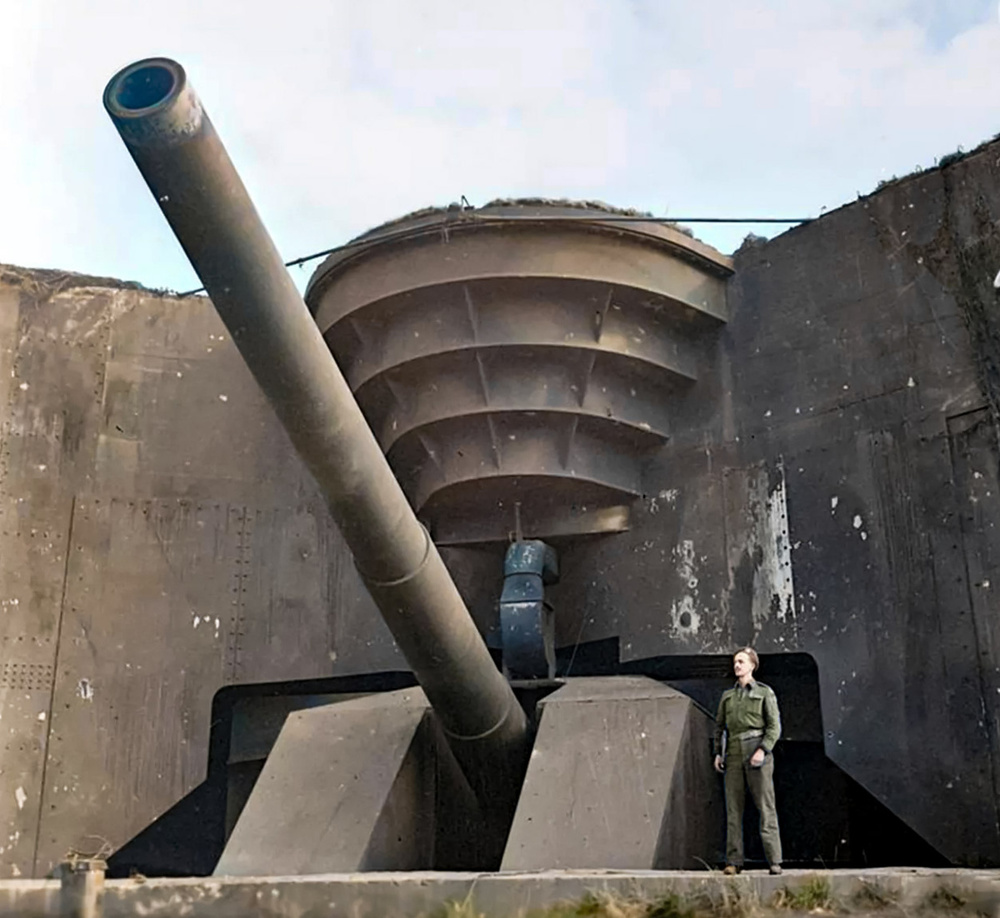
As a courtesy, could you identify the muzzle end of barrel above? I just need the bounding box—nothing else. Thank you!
[104,57,202,147]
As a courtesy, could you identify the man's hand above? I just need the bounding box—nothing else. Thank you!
[750,748,765,768]
[714,754,725,773]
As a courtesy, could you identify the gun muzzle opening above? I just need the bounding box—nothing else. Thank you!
[106,59,181,114]
[104,59,202,147]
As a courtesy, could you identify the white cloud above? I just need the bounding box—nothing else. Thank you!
[0,0,998,290]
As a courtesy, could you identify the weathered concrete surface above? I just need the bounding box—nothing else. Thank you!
[0,267,402,878]
[540,142,1000,865]
[216,689,433,876]
[216,688,492,875]
[502,677,721,870]
[3,135,1000,876]
[2,868,1000,917]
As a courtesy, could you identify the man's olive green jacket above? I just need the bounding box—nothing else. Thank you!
[714,680,781,756]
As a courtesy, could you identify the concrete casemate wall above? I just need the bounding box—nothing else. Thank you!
[0,135,999,875]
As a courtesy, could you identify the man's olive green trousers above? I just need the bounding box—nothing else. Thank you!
[724,743,782,868]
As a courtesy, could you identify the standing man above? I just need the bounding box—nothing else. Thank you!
[713,647,783,875]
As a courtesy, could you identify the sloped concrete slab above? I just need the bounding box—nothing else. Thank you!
[215,688,432,876]
[502,676,722,870]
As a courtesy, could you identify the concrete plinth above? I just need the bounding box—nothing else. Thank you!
[215,688,477,876]
[502,676,723,870]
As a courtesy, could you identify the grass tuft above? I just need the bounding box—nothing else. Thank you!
[938,150,966,170]
[647,893,698,918]
[698,880,762,918]
[525,890,698,918]
[436,893,485,918]
[772,876,834,911]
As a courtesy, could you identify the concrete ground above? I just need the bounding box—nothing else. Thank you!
[2,867,1000,918]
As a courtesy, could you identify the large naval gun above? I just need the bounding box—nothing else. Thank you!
[1,54,997,883]
[98,55,1000,874]
[102,57,532,871]
[101,56,726,874]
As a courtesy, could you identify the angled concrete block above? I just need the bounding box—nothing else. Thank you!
[501,676,722,870]
[215,688,436,876]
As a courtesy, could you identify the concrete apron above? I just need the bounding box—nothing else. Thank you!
[3,869,1000,918]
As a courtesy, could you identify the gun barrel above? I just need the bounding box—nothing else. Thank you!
[103,57,527,797]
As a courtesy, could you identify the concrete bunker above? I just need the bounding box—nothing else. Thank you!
[2,54,999,886]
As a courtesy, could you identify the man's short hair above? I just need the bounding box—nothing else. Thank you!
[735,646,759,672]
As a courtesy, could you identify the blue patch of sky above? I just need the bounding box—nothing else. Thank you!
[908,0,993,50]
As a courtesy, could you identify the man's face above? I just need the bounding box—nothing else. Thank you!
[733,651,754,680]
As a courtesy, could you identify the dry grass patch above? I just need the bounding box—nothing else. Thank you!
[771,876,835,912]
[700,881,763,918]
[436,894,485,918]
[528,891,697,918]
[921,887,967,912]
[432,878,987,918]
[851,882,898,911]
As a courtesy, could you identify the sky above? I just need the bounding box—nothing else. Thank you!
[1,0,999,294]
